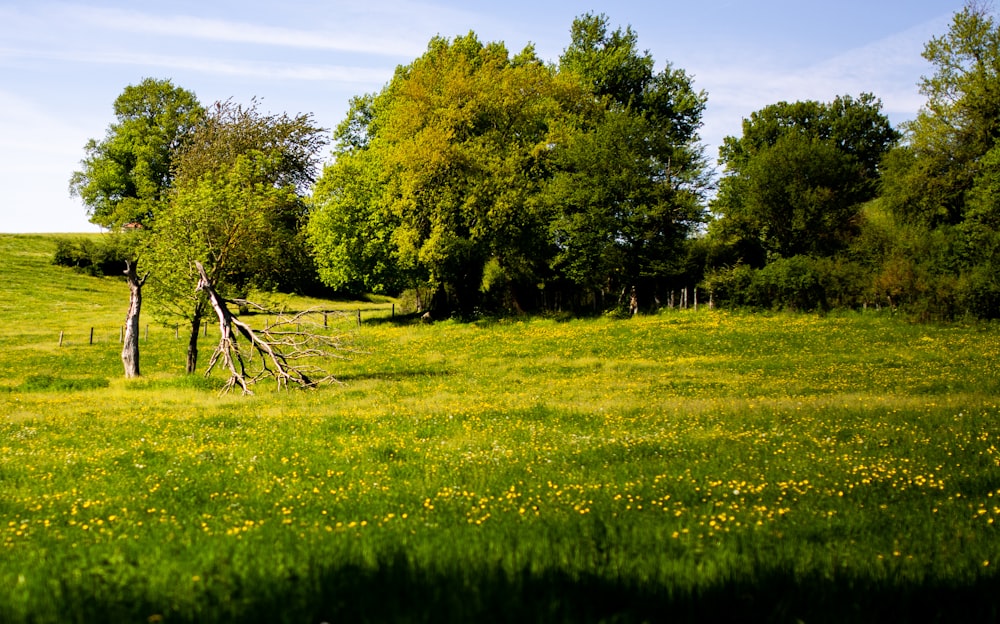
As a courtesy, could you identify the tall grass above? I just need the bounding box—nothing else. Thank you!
[1,234,998,622]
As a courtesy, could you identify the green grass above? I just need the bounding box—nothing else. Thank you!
[1,234,999,622]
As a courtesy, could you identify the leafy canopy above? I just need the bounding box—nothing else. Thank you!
[712,94,899,262]
[309,14,709,313]
[882,2,1000,226]
[69,78,204,230]
[146,100,328,326]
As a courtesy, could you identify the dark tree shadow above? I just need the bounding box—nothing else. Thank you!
[52,555,1000,624]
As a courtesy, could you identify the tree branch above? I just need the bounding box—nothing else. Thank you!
[194,261,356,395]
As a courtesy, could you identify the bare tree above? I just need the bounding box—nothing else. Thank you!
[195,262,354,395]
[122,260,148,378]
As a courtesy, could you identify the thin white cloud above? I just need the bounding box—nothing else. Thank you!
[54,4,432,59]
[0,44,393,85]
[694,11,951,155]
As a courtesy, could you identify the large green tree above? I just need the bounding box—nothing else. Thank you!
[874,2,1000,318]
[309,15,708,314]
[310,34,580,313]
[882,1,1000,226]
[147,100,327,373]
[69,78,204,230]
[711,94,899,263]
[545,13,709,309]
[69,78,204,378]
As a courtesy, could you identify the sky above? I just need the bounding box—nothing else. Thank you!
[0,0,968,233]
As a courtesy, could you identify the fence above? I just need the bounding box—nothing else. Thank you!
[55,306,398,346]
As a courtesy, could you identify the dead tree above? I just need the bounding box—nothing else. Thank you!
[122,260,148,378]
[194,261,354,395]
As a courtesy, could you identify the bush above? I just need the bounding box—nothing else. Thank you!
[52,237,128,277]
[702,264,756,308]
[958,264,1000,319]
[749,256,827,310]
[705,256,872,312]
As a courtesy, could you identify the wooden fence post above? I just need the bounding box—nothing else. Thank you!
[59,331,64,347]
[89,327,94,345]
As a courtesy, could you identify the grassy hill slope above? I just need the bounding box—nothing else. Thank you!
[1,234,999,623]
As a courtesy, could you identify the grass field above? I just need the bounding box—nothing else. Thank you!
[1,233,999,622]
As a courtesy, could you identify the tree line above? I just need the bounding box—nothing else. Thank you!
[68,5,1000,377]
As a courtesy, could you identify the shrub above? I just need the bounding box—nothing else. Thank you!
[958,264,1000,319]
[706,256,872,312]
[52,237,128,277]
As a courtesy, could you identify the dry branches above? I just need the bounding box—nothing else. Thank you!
[195,261,356,395]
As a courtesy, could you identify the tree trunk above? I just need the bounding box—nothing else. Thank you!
[193,261,346,394]
[186,311,202,374]
[122,261,147,379]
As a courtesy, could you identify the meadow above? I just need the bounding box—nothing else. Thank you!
[1,233,999,622]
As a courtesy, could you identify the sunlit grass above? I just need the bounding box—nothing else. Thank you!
[1,234,999,622]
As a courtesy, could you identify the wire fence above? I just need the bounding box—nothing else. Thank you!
[54,307,398,347]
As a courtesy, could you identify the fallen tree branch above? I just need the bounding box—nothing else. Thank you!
[195,261,357,394]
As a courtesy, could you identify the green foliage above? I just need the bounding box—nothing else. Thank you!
[308,146,406,296]
[705,256,870,311]
[883,2,1000,227]
[313,32,573,313]
[712,94,899,262]
[51,236,129,277]
[69,78,204,230]
[853,5,1000,319]
[145,100,327,339]
[309,15,709,315]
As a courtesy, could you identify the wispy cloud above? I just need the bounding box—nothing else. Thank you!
[694,11,951,150]
[682,10,955,165]
[55,4,433,59]
[0,44,394,85]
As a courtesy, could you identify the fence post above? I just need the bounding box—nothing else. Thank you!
[90,327,94,345]
[59,331,64,347]
[392,303,395,318]
[357,309,362,328]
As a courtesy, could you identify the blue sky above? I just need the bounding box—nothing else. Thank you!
[0,0,966,233]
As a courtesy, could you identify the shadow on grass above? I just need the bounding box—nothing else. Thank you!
[362,312,425,326]
[334,368,453,382]
[15,374,110,392]
[43,557,1000,624]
